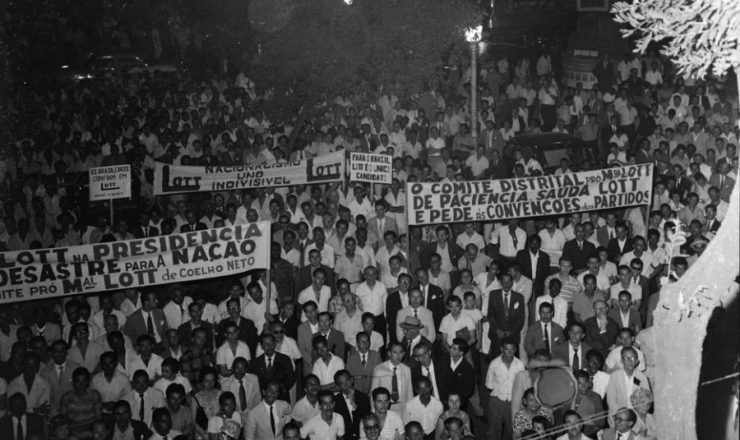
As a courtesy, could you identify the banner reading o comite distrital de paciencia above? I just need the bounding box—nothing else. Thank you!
[407,164,653,225]
[154,151,345,195]
[0,223,270,304]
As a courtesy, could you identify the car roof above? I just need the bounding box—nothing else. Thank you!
[509,133,590,149]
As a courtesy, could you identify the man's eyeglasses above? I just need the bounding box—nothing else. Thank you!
[272,330,285,335]
[613,415,631,423]
[363,424,380,431]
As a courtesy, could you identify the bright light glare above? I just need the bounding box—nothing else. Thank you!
[465,25,482,42]
[343,0,353,4]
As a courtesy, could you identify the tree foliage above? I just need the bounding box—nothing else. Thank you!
[612,0,740,78]
[248,0,480,121]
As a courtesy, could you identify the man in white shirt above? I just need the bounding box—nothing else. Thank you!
[403,376,444,436]
[355,266,388,339]
[485,337,526,440]
[299,390,346,440]
[311,336,345,390]
[123,370,165,426]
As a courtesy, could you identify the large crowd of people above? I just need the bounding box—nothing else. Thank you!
[0,46,738,440]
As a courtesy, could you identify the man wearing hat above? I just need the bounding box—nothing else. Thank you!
[394,289,436,348]
[687,235,709,267]
[398,317,432,368]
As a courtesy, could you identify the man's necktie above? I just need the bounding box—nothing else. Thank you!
[139,393,145,421]
[510,230,518,248]
[578,241,582,250]
[58,365,65,385]
[361,354,366,366]
[414,309,418,319]
[379,219,384,233]
[503,294,509,318]
[267,357,273,372]
[37,327,44,337]
[544,324,550,353]
[391,367,399,403]
[406,340,412,356]
[270,405,276,435]
[191,225,195,231]
[147,314,154,335]
[610,229,615,240]
[16,417,23,440]
[616,433,622,440]
[239,380,247,410]
[426,367,434,395]
[573,348,580,371]
[299,241,305,267]
[144,227,149,237]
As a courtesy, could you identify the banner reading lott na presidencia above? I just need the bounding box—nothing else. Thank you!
[153,151,345,195]
[0,223,270,304]
[406,164,653,225]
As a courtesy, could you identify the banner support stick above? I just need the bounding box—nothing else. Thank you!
[110,200,114,225]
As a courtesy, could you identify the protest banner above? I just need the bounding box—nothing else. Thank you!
[349,152,393,184]
[406,164,653,225]
[0,223,270,304]
[154,151,345,195]
[89,165,131,201]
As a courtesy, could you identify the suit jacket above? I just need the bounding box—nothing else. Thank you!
[592,61,617,92]
[198,155,220,166]
[367,216,398,239]
[705,218,722,234]
[272,312,300,341]
[124,309,169,345]
[447,356,477,405]
[40,359,81,414]
[105,419,152,440]
[180,222,208,233]
[487,289,526,347]
[385,291,406,345]
[608,308,642,334]
[584,316,620,357]
[220,151,243,166]
[411,359,452,403]
[605,368,651,427]
[552,342,593,367]
[487,157,510,180]
[244,399,292,440]
[709,173,735,202]
[32,322,62,345]
[417,283,446,330]
[177,321,215,351]
[0,412,46,438]
[311,329,346,364]
[333,390,372,440]
[371,361,413,413]
[395,306,436,344]
[297,321,318,376]
[635,148,651,165]
[523,321,565,357]
[216,317,259,357]
[562,239,597,272]
[479,128,505,152]
[132,225,159,239]
[346,350,381,395]
[602,427,637,440]
[607,237,634,263]
[400,335,433,370]
[295,264,336,298]
[248,353,296,402]
[515,249,551,298]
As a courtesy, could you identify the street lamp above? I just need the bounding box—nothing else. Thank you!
[466,25,482,141]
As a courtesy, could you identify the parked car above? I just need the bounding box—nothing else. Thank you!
[57,52,177,81]
[504,132,596,175]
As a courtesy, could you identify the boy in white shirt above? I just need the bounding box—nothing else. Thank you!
[439,296,477,355]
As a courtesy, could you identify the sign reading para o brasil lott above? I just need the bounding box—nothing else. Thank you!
[406,164,653,225]
[0,223,270,304]
[153,151,345,195]
[350,152,393,184]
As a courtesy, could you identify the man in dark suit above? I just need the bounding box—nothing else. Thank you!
[562,224,597,274]
[273,298,300,341]
[552,322,593,369]
[583,301,620,358]
[607,222,634,262]
[123,291,169,346]
[704,204,721,235]
[410,342,451,403]
[515,235,551,299]
[487,273,526,358]
[311,312,346,364]
[295,250,336,298]
[709,160,735,202]
[487,149,510,180]
[215,298,259,355]
[248,333,296,402]
[415,268,446,330]
[105,400,152,440]
[600,114,620,150]
[592,54,617,94]
[399,316,433,369]
[132,213,159,239]
[333,370,372,440]
[177,302,215,349]
[386,274,413,346]
[445,339,477,410]
[524,302,566,358]
[418,226,465,285]
[596,212,619,249]
[1,393,45,440]
[345,332,381,396]
[180,210,208,233]
[219,145,243,166]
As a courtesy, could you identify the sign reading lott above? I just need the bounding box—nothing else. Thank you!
[406,164,653,225]
[0,223,270,304]
[153,151,345,195]
[350,152,393,184]
[89,165,131,201]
